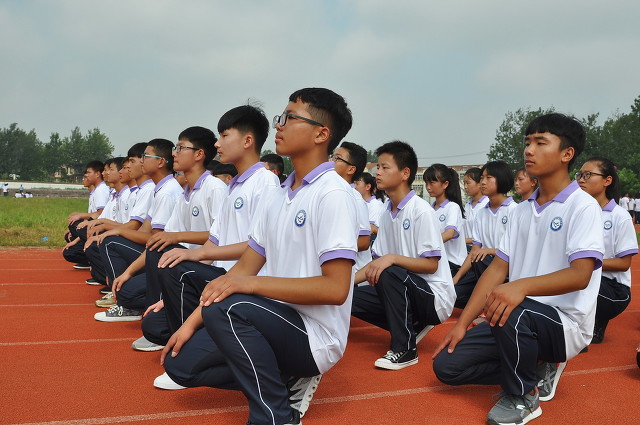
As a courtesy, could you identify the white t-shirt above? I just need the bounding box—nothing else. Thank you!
[464,195,489,240]
[618,196,629,211]
[146,175,183,231]
[601,199,638,288]
[352,187,373,272]
[432,200,467,266]
[372,190,455,323]
[472,197,517,249]
[98,189,117,221]
[634,198,640,212]
[248,162,358,374]
[496,181,604,358]
[88,182,110,213]
[122,185,138,223]
[129,179,155,223]
[165,171,227,250]
[209,163,279,270]
[365,196,387,229]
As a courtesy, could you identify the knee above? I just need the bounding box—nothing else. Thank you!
[432,350,463,385]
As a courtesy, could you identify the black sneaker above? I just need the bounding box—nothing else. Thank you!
[374,348,418,370]
[591,320,607,344]
[99,286,111,294]
[85,278,101,286]
[73,263,91,270]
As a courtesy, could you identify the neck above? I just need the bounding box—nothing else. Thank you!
[489,193,506,208]
[472,192,483,202]
[290,150,327,190]
[234,153,260,176]
[185,166,206,189]
[113,181,125,192]
[596,193,610,208]
[536,171,571,204]
[387,185,411,211]
[150,169,171,185]
[136,175,152,185]
[435,192,447,206]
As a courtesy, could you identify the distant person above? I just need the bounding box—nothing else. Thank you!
[354,172,386,237]
[514,167,538,201]
[3,182,8,197]
[462,167,488,245]
[261,152,286,183]
[208,161,238,185]
[19,184,23,194]
[618,192,630,212]
[634,193,640,224]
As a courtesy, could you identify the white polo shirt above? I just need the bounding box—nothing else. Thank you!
[98,189,117,221]
[618,196,629,211]
[432,200,467,266]
[601,199,638,288]
[165,171,226,250]
[88,182,110,213]
[209,163,279,270]
[248,162,358,374]
[373,190,456,323]
[121,185,138,223]
[365,195,387,229]
[129,179,155,223]
[471,197,517,249]
[147,175,183,231]
[352,187,373,272]
[496,181,604,358]
[464,195,489,240]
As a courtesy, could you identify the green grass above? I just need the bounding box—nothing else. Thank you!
[0,198,87,247]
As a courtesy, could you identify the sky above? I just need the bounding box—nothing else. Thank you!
[2,0,639,166]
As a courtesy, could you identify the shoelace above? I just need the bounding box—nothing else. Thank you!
[383,350,405,361]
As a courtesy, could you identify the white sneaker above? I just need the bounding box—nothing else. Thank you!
[154,372,187,390]
[94,305,142,322]
[132,336,164,352]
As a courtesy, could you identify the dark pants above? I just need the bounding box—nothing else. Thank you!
[454,254,494,309]
[433,297,566,395]
[63,221,88,265]
[100,235,145,283]
[141,310,171,346]
[85,242,107,284]
[351,265,441,352]
[595,276,631,326]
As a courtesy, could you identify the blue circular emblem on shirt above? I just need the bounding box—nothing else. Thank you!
[604,220,613,230]
[234,197,244,209]
[295,210,307,227]
[550,216,563,231]
[439,214,446,222]
[192,206,200,217]
[403,218,410,230]
[501,215,508,224]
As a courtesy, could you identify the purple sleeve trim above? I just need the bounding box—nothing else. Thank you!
[472,240,483,247]
[248,238,265,258]
[496,250,509,263]
[615,248,638,258]
[569,250,604,270]
[131,216,145,223]
[420,249,441,259]
[151,224,165,230]
[319,249,356,265]
[445,225,460,239]
[96,205,106,210]
[208,235,219,245]
[359,229,371,236]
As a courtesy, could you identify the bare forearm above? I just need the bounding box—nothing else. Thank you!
[602,256,632,272]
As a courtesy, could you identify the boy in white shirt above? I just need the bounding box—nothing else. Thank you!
[433,113,605,425]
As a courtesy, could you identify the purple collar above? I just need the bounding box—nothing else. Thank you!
[529,181,580,212]
[115,185,129,198]
[184,171,211,201]
[603,198,616,212]
[432,199,450,210]
[229,162,265,193]
[388,190,416,219]
[282,162,335,200]
[155,174,175,194]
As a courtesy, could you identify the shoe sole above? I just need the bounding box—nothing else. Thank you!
[374,357,418,370]
[153,373,187,390]
[86,281,102,286]
[487,406,542,425]
[73,265,91,270]
[94,314,142,322]
[291,374,322,417]
[133,344,165,352]
[95,302,116,308]
[539,362,566,402]
[416,325,434,343]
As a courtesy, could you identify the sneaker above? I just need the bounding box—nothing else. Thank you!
[153,372,186,390]
[95,292,116,308]
[591,320,607,344]
[416,325,434,343]
[288,374,322,417]
[85,278,101,286]
[536,361,566,402]
[73,263,91,270]
[132,336,164,352]
[487,388,541,425]
[374,348,418,370]
[94,305,142,322]
[99,286,111,294]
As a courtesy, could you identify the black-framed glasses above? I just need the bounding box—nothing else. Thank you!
[143,153,164,160]
[329,154,354,166]
[272,112,325,129]
[575,171,606,181]
[172,145,200,153]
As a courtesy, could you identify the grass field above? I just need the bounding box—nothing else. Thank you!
[0,198,87,247]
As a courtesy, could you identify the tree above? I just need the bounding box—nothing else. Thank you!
[0,123,45,180]
[367,150,377,163]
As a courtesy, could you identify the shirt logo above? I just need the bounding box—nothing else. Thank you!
[550,216,563,231]
[604,220,613,230]
[192,206,200,217]
[295,210,307,227]
[501,215,508,224]
[439,214,446,222]
[234,197,244,209]
[403,218,411,230]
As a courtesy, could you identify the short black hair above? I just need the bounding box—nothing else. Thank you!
[127,142,148,159]
[210,161,238,178]
[481,161,514,194]
[147,138,175,171]
[375,141,418,186]
[340,141,367,181]
[525,113,586,170]
[112,157,126,171]
[464,167,482,183]
[218,105,269,154]
[359,172,385,201]
[585,156,620,203]
[288,88,353,153]
[178,126,217,167]
[260,153,284,174]
[424,163,465,218]
[85,160,104,174]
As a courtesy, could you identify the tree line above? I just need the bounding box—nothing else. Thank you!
[488,95,640,196]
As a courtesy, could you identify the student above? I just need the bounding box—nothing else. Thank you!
[160,88,358,425]
[576,157,637,343]
[261,152,286,183]
[432,113,604,425]
[462,167,488,245]
[634,192,640,224]
[514,167,538,201]
[329,141,372,271]
[209,160,238,185]
[453,161,515,309]
[351,141,455,370]
[424,164,467,276]
[97,129,225,323]
[141,105,278,352]
[354,172,386,237]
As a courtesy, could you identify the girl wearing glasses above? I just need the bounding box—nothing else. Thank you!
[576,157,637,344]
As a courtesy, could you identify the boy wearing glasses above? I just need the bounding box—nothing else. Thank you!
[160,88,358,425]
[433,114,604,425]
